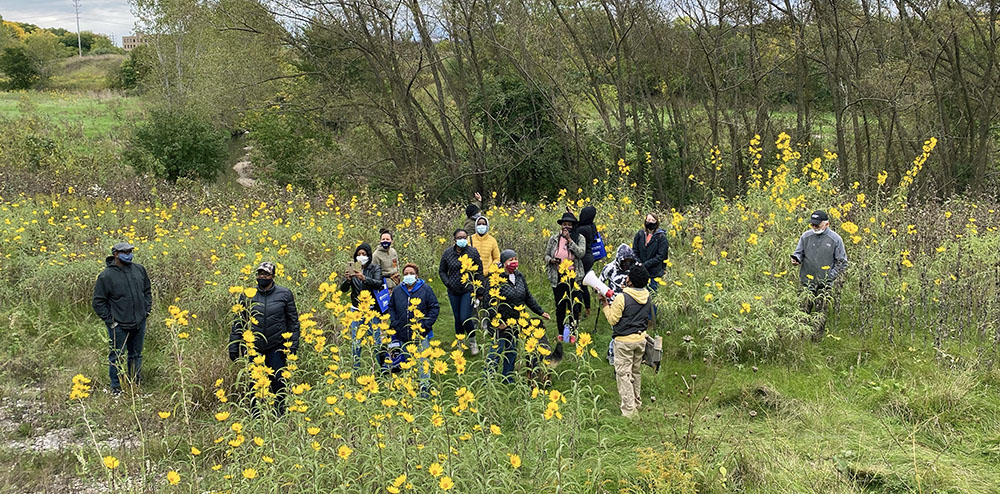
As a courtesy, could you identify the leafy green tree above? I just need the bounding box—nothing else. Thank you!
[125,107,228,182]
[0,46,40,89]
[108,45,149,91]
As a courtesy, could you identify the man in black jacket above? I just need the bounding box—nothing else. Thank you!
[92,241,152,395]
[229,262,300,412]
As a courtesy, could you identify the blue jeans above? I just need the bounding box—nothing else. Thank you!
[486,330,517,384]
[349,307,382,370]
[448,292,475,338]
[108,320,146,390]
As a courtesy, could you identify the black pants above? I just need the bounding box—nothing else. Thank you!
[553,284,583,331]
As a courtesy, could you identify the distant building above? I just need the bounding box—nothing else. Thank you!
[122,34,145,51]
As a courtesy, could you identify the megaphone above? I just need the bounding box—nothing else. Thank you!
[582,270,614,300]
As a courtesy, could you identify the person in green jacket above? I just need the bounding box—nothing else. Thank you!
[92,241,152,395]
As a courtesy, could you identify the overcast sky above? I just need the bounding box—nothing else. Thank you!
[1,0,137,45]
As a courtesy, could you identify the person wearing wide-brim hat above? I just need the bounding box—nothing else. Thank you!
[92,241,152,395]
[544,212,586,347]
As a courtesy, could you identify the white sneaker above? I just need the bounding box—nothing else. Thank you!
[469,339,479,356]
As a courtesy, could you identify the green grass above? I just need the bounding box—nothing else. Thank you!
[0,90,139,139]
[3,280,998,493]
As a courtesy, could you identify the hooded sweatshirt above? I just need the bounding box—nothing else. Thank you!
[470,216,500,273]
[574,206,598,272]
[632,227,669,279]
[600,244,637,294]
[340,243,384,308]
[602,286,651,340]
[92,256,152,330]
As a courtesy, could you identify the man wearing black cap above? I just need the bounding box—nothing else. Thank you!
[229,261,300,413]
[92,241,152,395]
[791,210,848,337]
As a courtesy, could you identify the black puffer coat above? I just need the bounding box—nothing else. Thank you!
[488,270,546,335]
[438,244,483,296]
[229,283,300,358]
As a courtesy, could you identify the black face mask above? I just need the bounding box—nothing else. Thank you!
[645,222,658,231]
[257,277,272,290]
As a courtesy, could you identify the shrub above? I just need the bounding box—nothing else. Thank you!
[125,107,227,182]
[0,45,40,89]
[108,46,148,91]
[243,105,336,188]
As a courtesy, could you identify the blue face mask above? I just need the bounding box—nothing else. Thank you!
[403,274,417,286]
[456,239,468,248]
[117,252,133,264]
[476,224,488,235]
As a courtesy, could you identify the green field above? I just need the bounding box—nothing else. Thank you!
[0,91,998,493]
[0,90,139,139]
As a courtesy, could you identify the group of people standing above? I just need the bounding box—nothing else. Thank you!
[92,194,845,418]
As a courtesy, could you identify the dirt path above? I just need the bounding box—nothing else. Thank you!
[234,143,256,187]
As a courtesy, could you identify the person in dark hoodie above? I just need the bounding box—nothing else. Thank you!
[632,212,669,292]
[572,206,598,317]
[340,242,385,369]
[92,241,152,395]
[486,250,551,383]
[439,228,484,355]
[463,192,483,235]
[228,261,300,414]
[387,263,440,388]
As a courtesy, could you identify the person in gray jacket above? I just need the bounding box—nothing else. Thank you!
[92,241,152,395]
[791,210,848,337]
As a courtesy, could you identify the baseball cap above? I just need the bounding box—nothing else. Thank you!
[809,210,829,225]
[112,241,134,252]
[256,262,276,275]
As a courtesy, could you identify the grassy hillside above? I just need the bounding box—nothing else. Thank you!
[1,134,998,492]
[46,54,126,92]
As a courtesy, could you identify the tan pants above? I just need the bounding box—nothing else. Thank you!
[613,338,645,417]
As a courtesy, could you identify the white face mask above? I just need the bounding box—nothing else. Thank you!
[403,274,417,286]
[356,255,369,264]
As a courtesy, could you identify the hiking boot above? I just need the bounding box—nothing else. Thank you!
[469,339,479,356]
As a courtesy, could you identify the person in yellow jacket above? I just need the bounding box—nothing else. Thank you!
[470,215,500,274]
[601,264,652,417]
